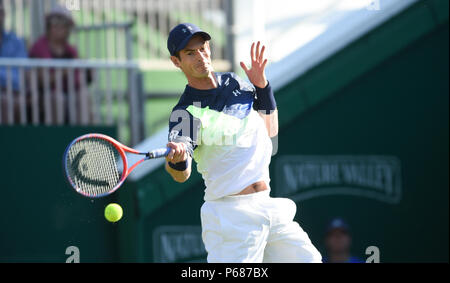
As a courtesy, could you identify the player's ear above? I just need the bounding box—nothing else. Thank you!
[170,55,181,69]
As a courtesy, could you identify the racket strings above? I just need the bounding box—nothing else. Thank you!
[66,137,122,197]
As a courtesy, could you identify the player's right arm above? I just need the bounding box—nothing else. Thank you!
[165,142,192,183]
[165,105,201,183]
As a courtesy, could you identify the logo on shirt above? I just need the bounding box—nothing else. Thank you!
[222,103,252,120]
[232,90,241,97]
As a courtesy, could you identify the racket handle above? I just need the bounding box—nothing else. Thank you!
[147,147,171,159]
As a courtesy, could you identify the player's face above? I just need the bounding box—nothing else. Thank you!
[173,35,213,78]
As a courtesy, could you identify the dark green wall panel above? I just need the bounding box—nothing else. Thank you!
[0,126,119,262]
[272,22,448,262]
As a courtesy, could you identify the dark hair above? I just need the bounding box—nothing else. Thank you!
[174,51,181,61]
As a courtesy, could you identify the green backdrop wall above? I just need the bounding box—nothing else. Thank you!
[0,126,119,262]
[272,21,449,262]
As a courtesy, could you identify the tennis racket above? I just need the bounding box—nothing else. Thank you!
[63,133,170,198]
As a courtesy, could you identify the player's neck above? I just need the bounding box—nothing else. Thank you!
[187,72,218,90]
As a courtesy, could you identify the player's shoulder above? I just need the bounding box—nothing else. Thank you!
[218,72,255,92]
[170,87,195,112]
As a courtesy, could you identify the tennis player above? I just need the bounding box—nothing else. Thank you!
[165,23,322,263]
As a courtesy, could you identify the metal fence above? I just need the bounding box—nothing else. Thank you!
[0,58,144,145]
[4,0,232,69]
[1,0,234,145]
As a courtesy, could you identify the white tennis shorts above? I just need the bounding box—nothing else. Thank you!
[200,190,322,263]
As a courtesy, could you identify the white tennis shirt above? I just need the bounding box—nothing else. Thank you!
[168,72,274,201]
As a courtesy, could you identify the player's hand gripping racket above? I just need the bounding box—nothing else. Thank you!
[63,133,170,198]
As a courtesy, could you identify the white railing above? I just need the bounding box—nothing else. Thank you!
[0,58,144,145]
[4,0,232,69]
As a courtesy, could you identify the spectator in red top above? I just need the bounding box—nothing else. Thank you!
[30,5,77,60]
[29,5,92,124]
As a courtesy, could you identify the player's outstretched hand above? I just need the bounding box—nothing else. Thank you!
[166,142,188,164]
[240,41,268,89]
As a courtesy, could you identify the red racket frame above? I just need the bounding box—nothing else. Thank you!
[64,133,149,198]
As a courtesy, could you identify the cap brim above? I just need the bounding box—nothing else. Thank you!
[175,31,211,54]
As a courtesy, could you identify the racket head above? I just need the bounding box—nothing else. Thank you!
[63,133,128,198]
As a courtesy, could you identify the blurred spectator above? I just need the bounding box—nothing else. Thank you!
[29,5,92,123]
[0,1,28,91]
[323,218,365,263]
[0,0,28,123]
[29,5,77,60]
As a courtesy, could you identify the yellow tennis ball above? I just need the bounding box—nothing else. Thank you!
[104,203,123,223]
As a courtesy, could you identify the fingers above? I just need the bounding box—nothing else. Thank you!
[259,45,266,63]
[250,42,256,62]
[243,41,267,73]
[240,61,249,73]
[255,41,261,63]
[166,142,187,163]
[262,58,268,69]
[171,143,185,163]
[251,41,266,64]
[166,142,176,160]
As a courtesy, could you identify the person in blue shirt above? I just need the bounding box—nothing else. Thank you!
[323,218,365,263]
[0,1,28,92]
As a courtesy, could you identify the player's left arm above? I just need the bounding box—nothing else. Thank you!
[240,41,279,138]
[258,107,278,138]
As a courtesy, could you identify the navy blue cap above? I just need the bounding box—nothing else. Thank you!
[167,23,211,56]
[326,218,350,234]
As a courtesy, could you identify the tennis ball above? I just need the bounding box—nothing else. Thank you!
[104,203,123,223]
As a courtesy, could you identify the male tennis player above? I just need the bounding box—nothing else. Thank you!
[165,23,322,263]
